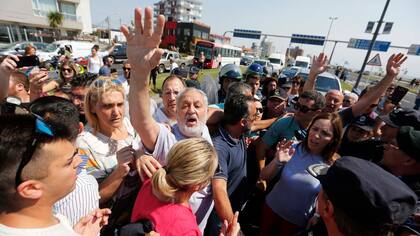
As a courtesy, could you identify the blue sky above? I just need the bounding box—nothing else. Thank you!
[91,0,420,77]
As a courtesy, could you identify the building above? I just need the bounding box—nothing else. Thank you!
[260,36,275,58]
[154,0,202,23]
[160,20,210,54]
[0,0,92,44]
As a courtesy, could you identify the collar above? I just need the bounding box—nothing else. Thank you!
[218,126,242,147]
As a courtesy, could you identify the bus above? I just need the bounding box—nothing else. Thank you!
[193,40,242,69]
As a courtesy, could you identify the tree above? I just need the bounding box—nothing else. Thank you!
[47,11,64,40]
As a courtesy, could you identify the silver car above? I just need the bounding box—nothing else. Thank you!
[298,68,342,95]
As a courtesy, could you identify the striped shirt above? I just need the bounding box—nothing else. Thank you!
[53,149,100,226]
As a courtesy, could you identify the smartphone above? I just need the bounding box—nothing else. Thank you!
[14,55,40,68]
[388,85,409,105]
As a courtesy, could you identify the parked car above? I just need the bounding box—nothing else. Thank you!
[240,55,253,66]
[109,43,127,63]
[280,66,301,79]
[298,68,342,95]
[268,53,286,73]
[253,59,274,76]
[158,49,189,73]
[0,41,49,60]
[294,56,311,69]
[37,40,95,62]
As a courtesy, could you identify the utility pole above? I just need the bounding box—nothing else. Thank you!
[353,0,391,90]
[106,16,111,44]
[323,17,338,53]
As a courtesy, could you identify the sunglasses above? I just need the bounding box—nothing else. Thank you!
[294,102,317,113]
[62,68,73,73]
[123,67,131,71]
[93,78,122,87]
[15,113,54,187]
[343,99,351,103]
[256,108,264,114]
[292,81,300,85]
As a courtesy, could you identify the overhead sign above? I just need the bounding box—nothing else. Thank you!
[347,38,391,52]
[367,53,382,66]
[365,21,375,33]
[382,22,393,34]
[291,34,325,46]
[233,29,261,40]
[408,44,420,56]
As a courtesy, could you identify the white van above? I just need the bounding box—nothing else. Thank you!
[38,40,95,62]
[268,53,286,73]
[294,56,311,69]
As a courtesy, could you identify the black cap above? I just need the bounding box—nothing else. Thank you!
[351,115,375,131]
[281,82,292,89]
[308,156,417,228]
[171,67,188,79]
[269,89,288,101]
[396,126,420,161]
[189,66,200,74]
[379,108,420,130]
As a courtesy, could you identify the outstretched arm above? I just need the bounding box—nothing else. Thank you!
[350,53,407,117]
[0,55,18,101]
[121,7,165,151]
[302,53,328,92]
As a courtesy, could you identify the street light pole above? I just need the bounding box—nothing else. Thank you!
[323,17,338,53]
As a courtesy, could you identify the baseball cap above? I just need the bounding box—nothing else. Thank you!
[269,89,288,101]
[308,156,417,228]
[351,115,375,132]
[171,67,188,79]
[189,66,200,74]
[379,108,420,130]
[396,126,420,161]
[281,82,292,89]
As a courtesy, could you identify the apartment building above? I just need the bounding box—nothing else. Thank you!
[0,0,92,43]
[154,0,202,23]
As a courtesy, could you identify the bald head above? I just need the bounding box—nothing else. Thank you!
[324,89,344,113]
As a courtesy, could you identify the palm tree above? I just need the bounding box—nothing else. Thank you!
[47,11,64,40]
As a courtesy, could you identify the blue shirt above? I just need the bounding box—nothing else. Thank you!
[212,126,248,211]
[263,116,301,147]
[99,66,111,76]
[265,143,325,227]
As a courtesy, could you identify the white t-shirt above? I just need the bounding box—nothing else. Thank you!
[152,104,176,126]
[0,214,78,236]
[87,51,109,74]
[141,123,213,232]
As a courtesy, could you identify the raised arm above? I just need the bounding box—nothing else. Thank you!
[350,53,407,117]
[0,55,18,101]
[302,53,328,92]
[121,7,165,151]
[106,40,116,55]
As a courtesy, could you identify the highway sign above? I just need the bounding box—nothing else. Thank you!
[367,53,381,66]
[365,21,375,33]
[233,29,261,40]
[382,22,393,34]
[347,38,391,52]
[408,44,420,56]
[290,34,325,46]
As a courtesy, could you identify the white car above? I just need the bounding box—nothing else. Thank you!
[298,68,342,95]
[37,40,95,62]
[268,53,286,73]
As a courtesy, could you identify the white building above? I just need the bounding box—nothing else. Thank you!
[0,0,92,43]
[154,0,202,23]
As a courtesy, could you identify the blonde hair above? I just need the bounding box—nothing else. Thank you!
[84,76,125,133]
[152,138,218,202]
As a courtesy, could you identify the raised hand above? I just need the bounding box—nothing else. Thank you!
[219,211,241,236]
[386,53,407,78]
[274,139,295,164]
[310,52,328,76]
[120,7,165,79]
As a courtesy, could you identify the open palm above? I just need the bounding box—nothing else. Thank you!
[386,53,407,78]
[121,7,165,76]
[310,52,328,75]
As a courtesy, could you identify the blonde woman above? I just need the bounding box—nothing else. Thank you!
[76,76,139,207]
[131,138,222,236]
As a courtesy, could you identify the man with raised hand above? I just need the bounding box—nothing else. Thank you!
[121,7,213,231]
[303,52,407,127]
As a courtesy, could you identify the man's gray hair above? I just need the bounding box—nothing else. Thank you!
[226,82,252,100]
[176,87,208,110]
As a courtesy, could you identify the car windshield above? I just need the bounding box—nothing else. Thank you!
[283,68,299,78]
[254,60,267,66]
[268,58,281,64]
[44,43,59,52]
[295,61,308,68]
[300,72,340,92]
[195,44,212,59]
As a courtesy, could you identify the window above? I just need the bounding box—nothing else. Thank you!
[0,24,11,43]
[60,2,77,21]
[32,0,58,17]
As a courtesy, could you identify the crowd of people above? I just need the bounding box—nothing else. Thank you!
[0,6,419,236]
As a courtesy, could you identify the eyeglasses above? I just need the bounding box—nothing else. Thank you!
[15,113,54,187]
[294,102,317,113]
[93,78,122,87]
[122,67,131,71]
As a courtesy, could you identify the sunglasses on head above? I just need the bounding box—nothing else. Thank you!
[15,113,54,187]
[294,102,317,113]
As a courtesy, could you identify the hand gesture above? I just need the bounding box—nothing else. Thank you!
[29,69,49,94]
[0,54,19,75]
[310,52,328,76]
[73,208,111,236]
[116,145,135,174]
[135,154,162,180]
[274,140,295,164]
[120,7,165,78]
[386,53,407,78]
[219,211,241,236]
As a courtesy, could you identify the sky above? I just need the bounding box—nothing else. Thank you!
[91,0,420,78]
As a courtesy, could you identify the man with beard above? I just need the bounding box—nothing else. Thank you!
[122,7,213,231]
[208,94,257,234]
[304,52,407,127]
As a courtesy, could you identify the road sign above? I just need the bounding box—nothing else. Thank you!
[382,22,393,34]
[365,21,375,33]
[233,29,261,40]
[347,38,391,52]
[367,53,381,66]
[290,34,325,46]
[408,44,420,56]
